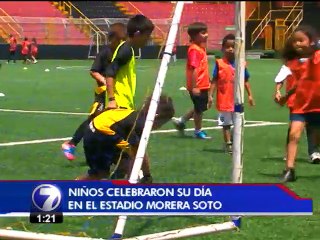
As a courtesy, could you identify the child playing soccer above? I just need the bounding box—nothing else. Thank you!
[208,34,255,153]
[61,23,127,161]
[274,37,320,163]
[280,26,320,182]
[172,22,211,139]
[76,95,175,181]
[7,34,17,64]
[21,37,31,64]
[30,38,38,64]
[105,14,154,111]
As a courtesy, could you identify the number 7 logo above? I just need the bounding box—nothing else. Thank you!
[32,184,62,212]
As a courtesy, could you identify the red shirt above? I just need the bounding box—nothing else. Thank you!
[186,44,210,91]
[31,43,38,55]
[9,36,17,51]
[291,51,320,113]
[21,40,30,55]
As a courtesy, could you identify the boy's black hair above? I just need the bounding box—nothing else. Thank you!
[222,33,235,47]
[187,22,207,40]
[108,22,126,41]
[127,15,154,38]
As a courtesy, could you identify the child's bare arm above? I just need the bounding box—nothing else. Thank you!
[245,81,255,106]
[191,68,200,95]
[274,82,284,103]
[208,78,217,109]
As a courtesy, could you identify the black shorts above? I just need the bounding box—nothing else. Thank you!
[83,124,122,176]
[189,90,209,113]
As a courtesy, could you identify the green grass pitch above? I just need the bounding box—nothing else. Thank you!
[0,58,319,239]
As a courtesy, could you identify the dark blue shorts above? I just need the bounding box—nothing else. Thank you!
[289,112,320,127]
[83,125,122,176]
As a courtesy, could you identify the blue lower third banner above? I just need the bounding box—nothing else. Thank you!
[0,181,313,216]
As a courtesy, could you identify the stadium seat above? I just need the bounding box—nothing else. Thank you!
[117,2,235,49]
[0,1,89,45]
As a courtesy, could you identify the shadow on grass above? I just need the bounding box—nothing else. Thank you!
[260,156,308,163]
[64,161,87,168]
[202,148,226,154]
[167,134,195,139]
[259,172,320,181]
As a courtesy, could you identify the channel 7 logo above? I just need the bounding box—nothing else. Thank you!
[31,184,62,212]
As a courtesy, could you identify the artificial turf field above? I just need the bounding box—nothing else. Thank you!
[0,58,319,239]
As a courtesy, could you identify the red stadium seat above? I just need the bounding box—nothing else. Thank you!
[0,1,89,45]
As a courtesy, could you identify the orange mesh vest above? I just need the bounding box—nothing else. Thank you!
[293,50,320,113]
[215,58,237,112]
[186,44,210,91]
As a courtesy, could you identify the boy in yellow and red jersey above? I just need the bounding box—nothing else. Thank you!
[208,34,255,153]
[172,22,211,139]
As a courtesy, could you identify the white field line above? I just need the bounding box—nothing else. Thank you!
[0,108,88,116]
[0,122,286,147]
[0,108,282,124]
[55,65,148,70]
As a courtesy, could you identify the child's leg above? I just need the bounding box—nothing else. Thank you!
[193,111,203,131]
[70,118,90,146]
[283,124,291,160]
[8,51,12,63]
[13,51,16,63]
[223,126,232,143]
[181,109,195,123]
[281,115,305,182]
[306,124,318,156]
[286,121,305,169]
[218,112,233,152]
[193,90,210,138]
[173,54,177,62]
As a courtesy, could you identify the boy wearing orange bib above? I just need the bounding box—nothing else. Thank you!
[172,22,211,139]
[208,34,255,153]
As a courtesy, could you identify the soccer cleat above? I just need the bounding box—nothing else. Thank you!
[172,117,186,135]
[309,152,320,164]
[225,143,233,154]
[280,169,296,183]
[194,130,211,140]
[61,141,76,161]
